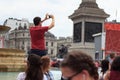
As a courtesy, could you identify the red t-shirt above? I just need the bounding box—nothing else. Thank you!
[30,26,48,50]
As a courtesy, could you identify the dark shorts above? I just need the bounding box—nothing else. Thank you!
[28,49,47,57]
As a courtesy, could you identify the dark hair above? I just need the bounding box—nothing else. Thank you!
[60,51,98,80]
[33,17,41,26]
[25,54,43,80]
[101,59,109,74]
[111,56,120,71]
[110,53,115,59]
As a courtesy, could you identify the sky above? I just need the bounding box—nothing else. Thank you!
[0,0,120,37]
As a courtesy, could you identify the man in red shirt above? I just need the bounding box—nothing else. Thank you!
[28,14,55,56]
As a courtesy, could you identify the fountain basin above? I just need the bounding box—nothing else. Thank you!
[0,48,26,72]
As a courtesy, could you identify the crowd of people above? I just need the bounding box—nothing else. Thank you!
[99,53,120,80]
[16,14,120,80]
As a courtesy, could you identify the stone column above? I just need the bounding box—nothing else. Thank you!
[82,21,85,44]
[102,22,105,32]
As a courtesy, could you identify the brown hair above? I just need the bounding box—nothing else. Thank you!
[110,53,115,59]
[41,56,50,72]
[60,51,98,80]
[25,54,43,80]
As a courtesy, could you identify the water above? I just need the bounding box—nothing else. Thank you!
[0,70,62,80]
[0,69,101,80]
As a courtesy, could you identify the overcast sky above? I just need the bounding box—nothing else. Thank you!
[0,0,120,37]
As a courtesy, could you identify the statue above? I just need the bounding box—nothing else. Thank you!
[57,45,68,58]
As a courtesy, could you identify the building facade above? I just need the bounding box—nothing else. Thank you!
[8,28,30,51]
[57,37,72,47]
[45,32,57,58]
[4,18,30,52]
[3,18,30,30]
[57,37,72,58]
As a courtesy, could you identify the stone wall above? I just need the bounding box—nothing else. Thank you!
[0,48,26,72]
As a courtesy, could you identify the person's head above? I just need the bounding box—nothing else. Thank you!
[94,60,99,68]
[111,56,120,72]
[101,59,109,74]
[25,54,43,80]
[110,53,116,59]
[60,51,98,80]
[33,17,41,26]
[41,56,51,72]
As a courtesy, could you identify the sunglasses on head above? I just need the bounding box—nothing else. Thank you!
[62,71,81,80]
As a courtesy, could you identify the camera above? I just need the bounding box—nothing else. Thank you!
[48,15,51,18]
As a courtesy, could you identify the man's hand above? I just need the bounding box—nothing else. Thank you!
[41,14,55,30]
[48,14,55,30]
[41,13,49,23]
[45,13,49,20]
[49,15,54,19]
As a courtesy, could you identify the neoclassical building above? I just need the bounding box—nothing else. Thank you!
[3,18,30,30]
[57,37,72,48]
[8,27,30,51]
[4,18,30,51]
[45,32,57,58]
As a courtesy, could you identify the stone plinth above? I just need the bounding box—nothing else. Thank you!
[69,43,95,59]
[68,0,109,59]
[0,48,26,72]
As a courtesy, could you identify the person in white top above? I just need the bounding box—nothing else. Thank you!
[17,54,43,80]
[17,72,49,80]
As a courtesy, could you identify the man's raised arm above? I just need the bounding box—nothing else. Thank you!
[48,15,55,30]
